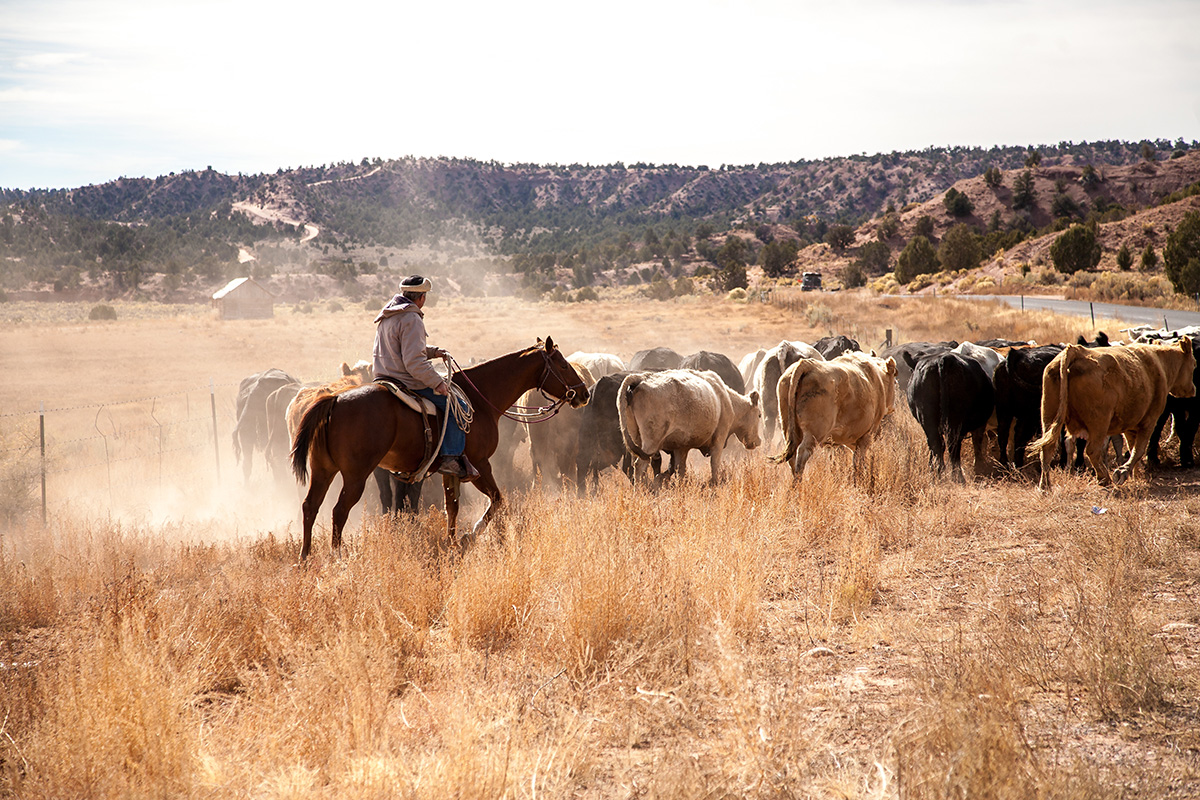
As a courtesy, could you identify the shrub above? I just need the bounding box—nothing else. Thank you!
[1116,242,1133,271]
[942,188,974,217]
[855,240,892,276]
[895,236,940,284]
[1050,224,1101,275]
[1051,192,1082,219]
[937,224,982,272]
[909,273,937,292]
[759,239,799,277]
[645,278,673,301]
[914,215,935,239]
[824,225,855,252]
[327,300,344,313]
[842,262,866,289]
[726,287,748,303]
[877,213,900,240]
[88,304,117,321]
[1164,211,1200,295]
[574,286,600,302]
[1012,170,1037,210]
[983,167,1003,188]
[1141,244,1159,271]
[673,277,694,296]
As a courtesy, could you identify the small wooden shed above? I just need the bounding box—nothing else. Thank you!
[212,277,274,320]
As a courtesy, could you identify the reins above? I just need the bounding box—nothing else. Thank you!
[444,349,583,425]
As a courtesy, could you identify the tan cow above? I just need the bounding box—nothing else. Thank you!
[521,360,596,487]
[1032,339,1196,489]
[770,351,898,481]
[617,369,761,485]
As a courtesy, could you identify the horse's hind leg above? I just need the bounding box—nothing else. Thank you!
[330,471,371,555]
[300,464,337,562]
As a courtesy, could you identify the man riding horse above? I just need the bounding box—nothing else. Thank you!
[372,274,479,481]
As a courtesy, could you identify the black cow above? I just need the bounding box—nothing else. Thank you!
[881,341,958,395]
[1149,334,1200,468]
[576,371,637,494]
[813,335,861,360]
[629,347,683,371]
[233,368,300,481]
[993,344,1065,468]
[680,350,744,394]
[905,351,995,482]
[1077,331,1111,347]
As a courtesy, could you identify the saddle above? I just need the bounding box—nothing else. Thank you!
[373,378,474,483]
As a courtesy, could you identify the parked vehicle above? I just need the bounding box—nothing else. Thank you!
[801,271,823,291]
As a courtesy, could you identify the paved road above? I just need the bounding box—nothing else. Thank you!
[965,295,1200,332]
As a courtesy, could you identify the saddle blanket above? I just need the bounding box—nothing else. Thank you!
[373,378,438,415]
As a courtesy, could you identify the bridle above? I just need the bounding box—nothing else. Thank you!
[446,347,586,424]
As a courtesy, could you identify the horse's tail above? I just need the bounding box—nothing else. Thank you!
[1029,345,1078,457]
[291,393,337,484]
[617,374,655,461]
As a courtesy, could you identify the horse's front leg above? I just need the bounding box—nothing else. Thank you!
[464,465,505,549]
[331,471,371,557]
[443,475,462,547]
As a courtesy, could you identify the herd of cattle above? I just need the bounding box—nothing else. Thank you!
[233,323,1200,515]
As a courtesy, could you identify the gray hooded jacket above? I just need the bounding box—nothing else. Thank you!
[372,295,443,390]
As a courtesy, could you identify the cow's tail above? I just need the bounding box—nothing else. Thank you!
[769,362,809,464]
[617,375,655,460]
[291,393,337,484]
[938,357,956,447]
[1029,346,1077,456]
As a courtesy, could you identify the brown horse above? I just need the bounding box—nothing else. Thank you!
[290,337,589,561]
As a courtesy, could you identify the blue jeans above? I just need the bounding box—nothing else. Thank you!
[415,387,466,457]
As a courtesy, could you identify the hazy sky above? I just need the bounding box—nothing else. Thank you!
[2,0,1199,190]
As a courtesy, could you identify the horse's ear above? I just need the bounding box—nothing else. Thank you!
[537,337,544,347]
[545,335,556,351]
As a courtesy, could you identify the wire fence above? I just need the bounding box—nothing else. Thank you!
[0,381,243,523]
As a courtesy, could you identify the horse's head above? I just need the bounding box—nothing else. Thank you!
[537,336,591,408]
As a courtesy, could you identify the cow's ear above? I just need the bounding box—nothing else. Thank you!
[341,362,352,375]
[903,351,918,370]
[886,357,897,375]
[749,390,760,407]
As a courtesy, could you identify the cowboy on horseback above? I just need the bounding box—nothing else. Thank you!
[372,275,479,481]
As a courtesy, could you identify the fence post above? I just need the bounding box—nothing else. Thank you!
[210,378,221,480]
[39,402,46,525]
[1090,302,1095,329]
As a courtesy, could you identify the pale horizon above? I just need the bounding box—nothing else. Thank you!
[3,0,1199,191]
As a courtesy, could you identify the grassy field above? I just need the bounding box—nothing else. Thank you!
[2,290,1199,798]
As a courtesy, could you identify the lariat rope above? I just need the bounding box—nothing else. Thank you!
[443,351,576,425]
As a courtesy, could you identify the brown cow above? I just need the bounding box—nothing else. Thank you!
[770,351,898,481]
[1032,338,1196,489]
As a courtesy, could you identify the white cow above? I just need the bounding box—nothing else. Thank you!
[951,341,1002,379]
[566,351,625,379]
[753,340,825,443]
[617,369,762,485]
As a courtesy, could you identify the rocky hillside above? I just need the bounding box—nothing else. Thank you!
[1,139,1197,302]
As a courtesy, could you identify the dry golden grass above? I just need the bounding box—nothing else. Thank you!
[2,290,1199,798]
